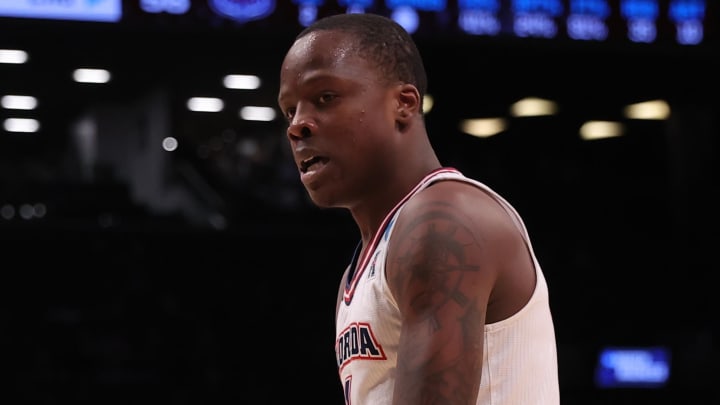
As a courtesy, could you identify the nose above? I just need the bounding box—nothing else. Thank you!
[286,110,316,142]
[287,124,312,141]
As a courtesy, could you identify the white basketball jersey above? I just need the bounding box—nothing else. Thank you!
[335,167,560,405]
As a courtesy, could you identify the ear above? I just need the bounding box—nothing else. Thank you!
[395,83,421,124]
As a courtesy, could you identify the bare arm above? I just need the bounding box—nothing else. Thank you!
[387,186,500,404]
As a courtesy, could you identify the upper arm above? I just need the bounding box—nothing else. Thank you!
[386,183,504,404]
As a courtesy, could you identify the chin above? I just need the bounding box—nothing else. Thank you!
[306,189,343,209]
[308,194,335,209]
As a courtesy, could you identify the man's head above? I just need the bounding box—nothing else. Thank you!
[295,13,428,107]
[277,13,434,209]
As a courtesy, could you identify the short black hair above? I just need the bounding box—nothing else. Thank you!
[297,13,428,103]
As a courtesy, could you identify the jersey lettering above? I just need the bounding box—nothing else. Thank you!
[336,322,386,370]
[343,375,352,405]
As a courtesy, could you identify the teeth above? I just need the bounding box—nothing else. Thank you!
[300,156,314,173]
[300,156,316,173]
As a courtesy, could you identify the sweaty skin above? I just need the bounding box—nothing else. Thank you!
[278,31,434,234]
[280,28,539,405]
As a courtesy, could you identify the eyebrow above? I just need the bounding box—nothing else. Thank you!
[279,71,344,102]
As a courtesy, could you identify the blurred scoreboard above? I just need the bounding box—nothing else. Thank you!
[0,0,715,47]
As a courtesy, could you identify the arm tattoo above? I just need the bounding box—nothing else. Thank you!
[390,200,485,404]
[394,201,480,322]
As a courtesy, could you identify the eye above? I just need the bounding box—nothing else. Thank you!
[318,93,337,105]
[284,108,296,122]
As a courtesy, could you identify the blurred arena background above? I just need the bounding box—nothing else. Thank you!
[1,1,718,403]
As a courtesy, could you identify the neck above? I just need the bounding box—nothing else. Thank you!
[350,160,442,249]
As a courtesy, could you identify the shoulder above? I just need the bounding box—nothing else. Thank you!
[384,179,523,296]
[398,179,516,237]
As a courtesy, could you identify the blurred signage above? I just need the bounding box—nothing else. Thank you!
[511,0,564,38]
[621,0,660,43]
[293,0,323,26]
[594,346,671,388]
[669,0,705,44]
[0,0,122,22]
[458,0,502,36]
[140,0,190,14]
[209,0,276,23]
[0,0,711,46]
[338,0,373,14]
[386,0,445,11]
[567,0,611,41]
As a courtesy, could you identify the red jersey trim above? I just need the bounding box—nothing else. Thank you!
[343,167,460,304]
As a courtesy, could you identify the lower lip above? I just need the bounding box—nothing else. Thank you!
[300,161,328,185]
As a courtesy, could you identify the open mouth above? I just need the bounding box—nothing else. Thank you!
[300,156,328,173]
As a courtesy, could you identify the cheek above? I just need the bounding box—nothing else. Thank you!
[331,98,395,154]
[356,104,395,134]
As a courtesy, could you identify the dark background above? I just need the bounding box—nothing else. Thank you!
[1,1,719,403]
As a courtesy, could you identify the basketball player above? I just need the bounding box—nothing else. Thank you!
[277,12,560,404]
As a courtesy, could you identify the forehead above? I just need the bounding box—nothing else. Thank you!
[281,30,366,78]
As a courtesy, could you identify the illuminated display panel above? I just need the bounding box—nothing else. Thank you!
[0,0,715,47]
[0,0,122,22]
[594,346,671,389]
